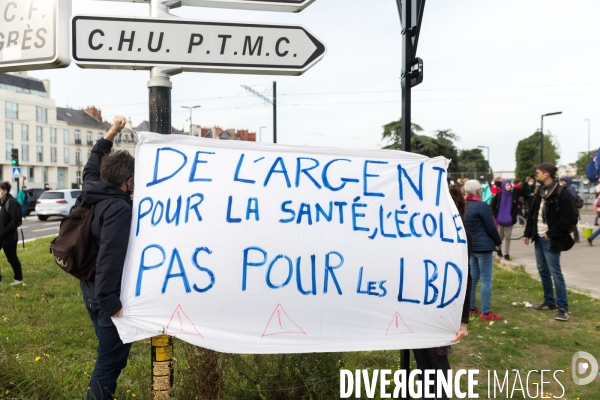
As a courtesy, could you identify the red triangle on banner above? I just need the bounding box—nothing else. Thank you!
[262,304,307,337]
[385,311,413,336]
[166,304,203,337]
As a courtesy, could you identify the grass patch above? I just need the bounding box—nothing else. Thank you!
[0,237,598,398]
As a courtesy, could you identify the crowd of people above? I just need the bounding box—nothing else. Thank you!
[450,162,582,324]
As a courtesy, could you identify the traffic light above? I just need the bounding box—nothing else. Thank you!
[11,148,18,166]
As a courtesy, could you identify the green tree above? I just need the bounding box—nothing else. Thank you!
[381,118,424,150]
[457,148,490,173]
[575,151,595,175]
[515,131,560,179]
[381,120,462,172]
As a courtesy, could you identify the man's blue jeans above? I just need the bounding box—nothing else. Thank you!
[20,204,26,218]
[469,252,494,314]
[534,238,568,310]
[84,295,132,400]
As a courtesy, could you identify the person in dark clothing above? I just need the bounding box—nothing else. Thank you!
[524,163,575,322]
[490,180,519,260]
[522,176,537,217]
[560,176,580,243]
[464,179,503,321]
[412,185,471,400]
[80,116,135,399]
[0,181,23,285]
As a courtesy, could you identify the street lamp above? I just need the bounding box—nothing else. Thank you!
[259,126,266,143]
[478,145,490,177]
[182,105,201,136]
[540,111,562,163]
[584,119,591,160]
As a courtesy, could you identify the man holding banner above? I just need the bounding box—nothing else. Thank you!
[78,116,136,399]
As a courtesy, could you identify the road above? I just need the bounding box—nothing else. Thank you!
[500,209,600,298]
[20,213,62,241]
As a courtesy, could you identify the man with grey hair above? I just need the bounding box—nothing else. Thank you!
[79,116,135,398]
[524,162,576,322]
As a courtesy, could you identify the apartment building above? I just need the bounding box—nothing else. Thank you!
[0,72,117,189]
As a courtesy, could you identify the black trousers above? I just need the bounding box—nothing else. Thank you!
[412,348,452,399]
[0,238,22,282]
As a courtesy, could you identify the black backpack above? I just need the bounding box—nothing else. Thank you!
[49,204,98,280]
[553,186,579,231]
[575,195,584,209]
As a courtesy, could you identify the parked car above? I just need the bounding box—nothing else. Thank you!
[26,188,48,216]
[35,189,81,221]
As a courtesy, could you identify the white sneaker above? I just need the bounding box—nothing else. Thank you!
[10,280,23,286]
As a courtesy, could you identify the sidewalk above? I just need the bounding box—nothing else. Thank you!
[497,210,600,298]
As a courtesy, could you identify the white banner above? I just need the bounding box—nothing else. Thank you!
[114,132,468,354]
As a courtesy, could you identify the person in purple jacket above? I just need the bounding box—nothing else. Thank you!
[491,180,519,260]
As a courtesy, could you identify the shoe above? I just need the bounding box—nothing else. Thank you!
[595,223,599,227]
[480,311,503,321]
[504,254,510,260]
[588,238,593,246]
[555,308,569,321]
[496,249,502,257]
[469,307,481,316]
[9,280,23,286]
[532,302,557,311]
[574,239,580,244]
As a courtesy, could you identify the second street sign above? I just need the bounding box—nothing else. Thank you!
[72,15,326,75]
[101,0,316,13]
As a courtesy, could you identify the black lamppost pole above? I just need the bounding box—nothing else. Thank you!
[540,112,562,163]
[478,145,490,176]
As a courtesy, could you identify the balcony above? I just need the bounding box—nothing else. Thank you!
[75,139,81,144]
[87,140,93,145]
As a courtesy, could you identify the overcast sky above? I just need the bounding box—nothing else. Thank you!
[28,0,600,172]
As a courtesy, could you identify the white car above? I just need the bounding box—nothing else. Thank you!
[35,189,82,221]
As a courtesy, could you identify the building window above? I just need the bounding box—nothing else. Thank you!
[76,171,82,186]
[64,148,69,163]
[86,131,92,145]
[5,122,13,140]
[22,124,28,141]
[5,143,13,161]
[50,128,57,143]
[28,166,34,182]
[87,151,91,160]
[75,130,81,144]
[36,126,43,142]
[51,147,57,163]
[36,106,47,123]
[75,150,81,164]
[37,146,43,162]
[5,101,18,119]
[63,129,69,144]
[98,132,103,141]
[21,144,28,162]
[42,166,48,183]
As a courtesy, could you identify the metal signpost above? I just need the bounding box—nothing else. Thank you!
[0,0,71,72]
[396,1,425,398]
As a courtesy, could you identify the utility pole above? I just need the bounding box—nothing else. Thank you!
[147,1,180,396]
[241,83,277,143]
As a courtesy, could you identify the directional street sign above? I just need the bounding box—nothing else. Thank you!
[12,167,21,179]
[72,16,326,76]
[0,0,71,72]
[100,0,316,13]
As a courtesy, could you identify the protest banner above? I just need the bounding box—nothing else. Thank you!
[113,132,468,354]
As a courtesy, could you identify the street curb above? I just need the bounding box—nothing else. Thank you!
[494,255,598,299]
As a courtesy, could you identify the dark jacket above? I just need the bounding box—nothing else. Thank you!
[524,183,575,253]
[0,194,21,241]
[461,231,473,324]
[79,139,132,317]
[465,199,502,252]
[490,190,519,225]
